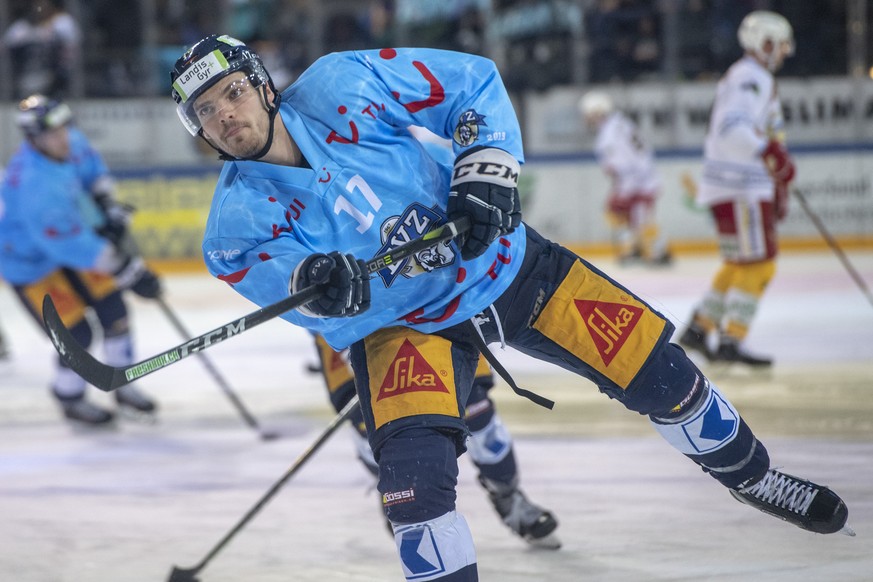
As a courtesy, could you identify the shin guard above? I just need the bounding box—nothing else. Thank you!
[650,378,769,488]
[393,511,477,581]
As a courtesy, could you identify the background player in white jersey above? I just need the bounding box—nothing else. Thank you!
[679,11,796,367]
[171,36,849,581]
[0,309,9,359]
[579,91,671,265]
[0,96,161,425]
[311,333,560,548]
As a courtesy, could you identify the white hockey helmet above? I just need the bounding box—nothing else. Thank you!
[578,91,614,121]
[738,11,794,71]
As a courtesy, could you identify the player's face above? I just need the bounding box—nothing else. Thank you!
[771,39,792,71]
[32,126,71,161]
[761,38,793,72]
[195,72,272,158]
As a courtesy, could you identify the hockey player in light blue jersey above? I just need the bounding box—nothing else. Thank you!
[171,36,851,581]
[0,95,161,425]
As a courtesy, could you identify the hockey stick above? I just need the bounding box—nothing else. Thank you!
[167,396,360,582]
[42,216,471,391]
[792,188,873,308]
[155,296,280,440]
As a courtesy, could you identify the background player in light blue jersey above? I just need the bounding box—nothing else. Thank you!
[171,36,850,581]
[0,95,162,426]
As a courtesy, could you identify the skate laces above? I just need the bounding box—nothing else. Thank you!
[741,470,818,515]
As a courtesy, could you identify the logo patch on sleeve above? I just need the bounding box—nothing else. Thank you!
[364,329,459,429]
[533,261,666,388]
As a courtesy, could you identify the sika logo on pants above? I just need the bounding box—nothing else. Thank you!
[377,339,449,400]
[575,299,642,366]
[364,329,459,429]
[533,261,666,388]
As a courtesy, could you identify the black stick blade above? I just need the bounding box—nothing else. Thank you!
[42,294,122,391]
[167,566,201,582]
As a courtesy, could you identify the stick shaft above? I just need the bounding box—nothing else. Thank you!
[156,297,264,430]
[792,189,873,308]
[177,397,359,577]
[43,216,470,391]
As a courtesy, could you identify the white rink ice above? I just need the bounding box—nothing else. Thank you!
[1,250,872,582]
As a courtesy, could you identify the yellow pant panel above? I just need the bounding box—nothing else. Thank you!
[363,327,462,430]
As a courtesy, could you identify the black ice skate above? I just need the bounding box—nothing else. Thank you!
[479,476,561,549]
[678,319,712,361]
[712,337,772,367]
[730,468,854,536]
[115,385,158,420]
[59,396,115,426]
[647,250,673,267]
[617,247,643,266]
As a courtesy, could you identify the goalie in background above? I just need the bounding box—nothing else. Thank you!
[579,90,672,266]
[0,95,161,425]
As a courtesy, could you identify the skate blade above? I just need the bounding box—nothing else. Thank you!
[840,524,856,537]
[525,532,562,550]
[117,406,159,425]
[68,419,119,432]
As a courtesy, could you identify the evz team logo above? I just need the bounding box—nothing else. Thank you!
[374,203,456,288]
[453,109,486,146]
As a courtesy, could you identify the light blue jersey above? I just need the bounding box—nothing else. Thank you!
[0,128,112,285]
[202,48,527,349]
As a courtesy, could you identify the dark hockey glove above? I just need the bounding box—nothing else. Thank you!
[447,146,522,260]
[113,255,163,299]
[761,140,795,185]
[92,185,135,245]
[290,251,371,318]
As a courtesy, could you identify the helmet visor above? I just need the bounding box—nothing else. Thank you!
[176,75,259,136]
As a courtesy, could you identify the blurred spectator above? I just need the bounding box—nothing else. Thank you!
[2,0,82,99]
[630,13,661,78]
[365,0,396,47]
[324,11,372,53]
[249,38,295,90]
[774,0,847,77]
[587,0,655,83]
[677,0,716,80]
[708,0,758,72]
[85,0,144,96]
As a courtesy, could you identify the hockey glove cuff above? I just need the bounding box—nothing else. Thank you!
[448,146,522,260]
[290,251,371,318]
